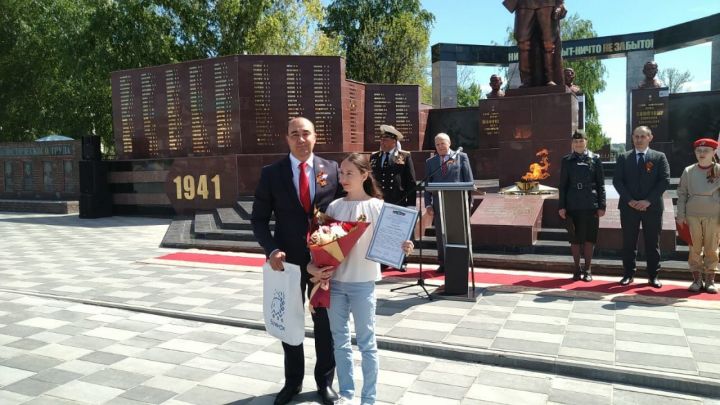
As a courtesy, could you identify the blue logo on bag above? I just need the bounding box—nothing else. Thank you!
[270,290,286,331]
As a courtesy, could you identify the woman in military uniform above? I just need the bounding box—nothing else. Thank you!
[558,130,606,281]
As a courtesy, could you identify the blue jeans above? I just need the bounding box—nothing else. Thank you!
[327,280,378,404]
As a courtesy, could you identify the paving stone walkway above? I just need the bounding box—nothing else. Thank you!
[1,213,720,403]
[0,291,715,405]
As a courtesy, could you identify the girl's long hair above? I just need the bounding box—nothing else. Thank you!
[344,153,383,199]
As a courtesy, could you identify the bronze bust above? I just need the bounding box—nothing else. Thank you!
[563,68,582,95]
[504,0,567,87]
[487,74,505,98]
[637,61,665,89]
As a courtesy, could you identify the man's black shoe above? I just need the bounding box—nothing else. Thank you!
[317,385,339,405]
[619,276,633,286]
[435,265,445,274]
[274,384,301,405]
[648,277,662,288]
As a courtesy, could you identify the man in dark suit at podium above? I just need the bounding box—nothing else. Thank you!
[424,133,474,273]
[251,117,342,405]
[612,125,670,288]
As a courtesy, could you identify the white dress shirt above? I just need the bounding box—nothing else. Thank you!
[288,153,316,202]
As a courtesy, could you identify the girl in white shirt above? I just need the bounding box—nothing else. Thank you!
[309,153,413,404]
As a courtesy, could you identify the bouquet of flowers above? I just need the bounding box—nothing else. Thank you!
[307,211,369,311]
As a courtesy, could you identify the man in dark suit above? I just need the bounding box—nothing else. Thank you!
[612,125,670,288]
[251,117,342,405]
[424,133,474,273]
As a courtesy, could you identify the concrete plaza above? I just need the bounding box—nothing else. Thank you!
[0,212,719,404]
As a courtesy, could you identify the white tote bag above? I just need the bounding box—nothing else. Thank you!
[262,261,305,345]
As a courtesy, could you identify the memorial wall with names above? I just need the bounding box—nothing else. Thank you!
[364,84,421,151]
[112,55,422,159]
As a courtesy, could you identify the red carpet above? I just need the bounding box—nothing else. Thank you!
[157,252,720,301]
[158,252,267,267]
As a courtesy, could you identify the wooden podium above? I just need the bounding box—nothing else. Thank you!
[426,182,480,300]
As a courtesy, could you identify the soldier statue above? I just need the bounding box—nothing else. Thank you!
[504,0,567,87]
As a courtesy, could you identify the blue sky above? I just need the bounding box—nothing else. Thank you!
[421,0,720,143]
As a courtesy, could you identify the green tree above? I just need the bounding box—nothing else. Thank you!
[457,83,483,107]
[0,0,340,150]
[456,66,484,107]
[561,14,609,151]
[659,67,693,93]
[322,0,434,86]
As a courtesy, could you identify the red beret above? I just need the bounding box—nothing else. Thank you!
[693,138,719,149]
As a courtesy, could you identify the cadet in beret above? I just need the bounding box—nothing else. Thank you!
[558,130,606,282]
[676,137,720,294]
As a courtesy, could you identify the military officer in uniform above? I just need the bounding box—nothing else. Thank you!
[558,130,606,282]
[370,124,417,271]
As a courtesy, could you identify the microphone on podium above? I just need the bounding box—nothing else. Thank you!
[450,146,463,160]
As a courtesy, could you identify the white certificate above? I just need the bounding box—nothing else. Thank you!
[366,203,418,269]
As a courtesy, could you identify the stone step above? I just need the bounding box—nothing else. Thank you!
[161,218,265,253]
[193,211,258,241]
[161,219,694,281]
[216,207,253,230]
[0,199,79,214]
[235,199,254,219]
[538,226,689,247]
[534,239,688,260]
[537,228,567,241]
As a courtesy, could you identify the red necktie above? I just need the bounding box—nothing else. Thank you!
[441,156,448,176]
[298,162,311,213]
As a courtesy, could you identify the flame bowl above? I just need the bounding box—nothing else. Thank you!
[515,181,539,192]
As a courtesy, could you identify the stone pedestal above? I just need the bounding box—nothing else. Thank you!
[625,50,656,139]
[478,99,501,149]
[471,194,545,248]
[164,156,239,214]
[630,88,669,144]
[597,197,676,253]
[496,91,578,188]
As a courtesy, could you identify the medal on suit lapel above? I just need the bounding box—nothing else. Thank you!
[316,166,328,187]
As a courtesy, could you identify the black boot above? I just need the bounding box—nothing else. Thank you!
[572,266,582,281]
[582,265,593,282]
[571,244,581,281]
